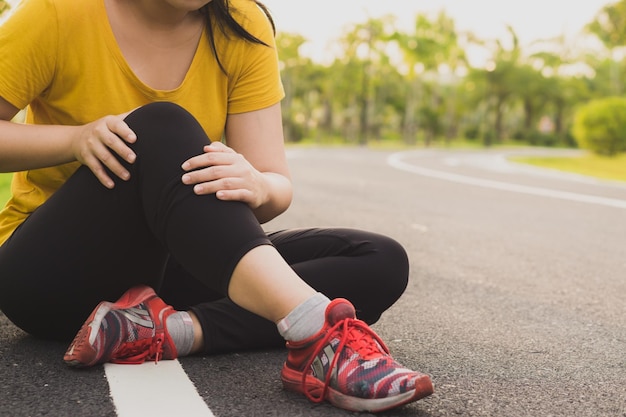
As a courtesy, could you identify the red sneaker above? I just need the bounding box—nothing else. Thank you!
[64,285,178,367]
[281,298,434,413]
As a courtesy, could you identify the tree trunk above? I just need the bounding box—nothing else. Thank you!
[402,79,421,144]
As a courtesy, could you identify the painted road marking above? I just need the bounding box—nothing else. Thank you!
[387,151,626,210]
[105,360,215,417]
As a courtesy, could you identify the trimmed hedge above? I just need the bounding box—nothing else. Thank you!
[572,97,626,156]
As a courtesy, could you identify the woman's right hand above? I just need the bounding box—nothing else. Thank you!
[72,114,137,189]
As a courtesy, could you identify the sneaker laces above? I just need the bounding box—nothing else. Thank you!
[302,317,390,403]
[111,333,165,365]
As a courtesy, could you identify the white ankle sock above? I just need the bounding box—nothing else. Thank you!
[166,311,194,356]
[277,293,330,342]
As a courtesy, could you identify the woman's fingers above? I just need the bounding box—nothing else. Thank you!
[73,115,138,188]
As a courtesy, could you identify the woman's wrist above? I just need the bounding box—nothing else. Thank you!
[253,172,292,223]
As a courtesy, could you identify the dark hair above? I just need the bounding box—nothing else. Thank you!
[199,0,275,74]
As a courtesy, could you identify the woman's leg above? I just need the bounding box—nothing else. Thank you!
[270,228,409,324]
[88,102,432,409]
[0,162,169,340]
[0,102,277,340]
[0,101,318,341]
[117,103,317,322]
[161,227,409,354]
[0,101,432,410]
[169,226,432,412]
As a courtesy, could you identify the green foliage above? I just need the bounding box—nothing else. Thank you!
[0,0,10,17]
[586,0,626,50]
[271,3,626,148]
[572,97,626,156]
[4,2,626,150]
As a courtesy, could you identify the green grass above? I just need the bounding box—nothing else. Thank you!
[510,153,626,182]
[0,172,12,207]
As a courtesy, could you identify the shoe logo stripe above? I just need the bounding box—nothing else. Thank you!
[121,306,154,329]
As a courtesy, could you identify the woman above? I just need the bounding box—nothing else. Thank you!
[0,0,433,412]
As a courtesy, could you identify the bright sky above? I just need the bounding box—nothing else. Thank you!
[263,0,612,64]
[1,0,613,64]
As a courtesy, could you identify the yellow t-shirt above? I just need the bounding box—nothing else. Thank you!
[0,0,285,246]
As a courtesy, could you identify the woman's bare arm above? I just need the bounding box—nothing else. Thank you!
[181,102,292,223]
[0,96,137,188]
[226,103,292,223]
[0,96,76,172]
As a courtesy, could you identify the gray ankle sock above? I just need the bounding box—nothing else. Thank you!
[165,311,194,357]
[277,293,330,342]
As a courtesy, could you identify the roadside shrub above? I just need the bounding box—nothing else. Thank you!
[572,97,626,156]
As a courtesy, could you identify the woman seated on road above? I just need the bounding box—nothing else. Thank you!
[0,0,433,412]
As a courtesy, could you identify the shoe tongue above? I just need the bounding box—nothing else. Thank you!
[326,299,356,325]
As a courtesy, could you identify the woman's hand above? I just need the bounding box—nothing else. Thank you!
[180,141,268,209]
[72,114,137,189]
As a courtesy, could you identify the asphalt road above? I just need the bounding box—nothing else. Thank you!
[1,147,625,417]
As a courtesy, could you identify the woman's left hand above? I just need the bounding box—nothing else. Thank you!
[181,141,268,209]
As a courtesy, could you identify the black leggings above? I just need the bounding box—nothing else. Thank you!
[0,102,409,354]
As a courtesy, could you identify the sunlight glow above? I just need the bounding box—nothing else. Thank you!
[264,0,611,65]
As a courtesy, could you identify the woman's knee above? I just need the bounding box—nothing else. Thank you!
[379,234,410,288]
[123,102,210,166]
[343,229,410,297]
[127,102,192,125]
[368,233,410,309]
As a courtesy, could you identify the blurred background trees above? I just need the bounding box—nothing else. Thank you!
[275,0,626,156]
[2,0,626,156]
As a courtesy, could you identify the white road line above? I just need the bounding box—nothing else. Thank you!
[105,360,215,417]
[387,152,626,210]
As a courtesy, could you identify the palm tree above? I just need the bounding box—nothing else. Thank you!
[337,16,395,144]
[393,11,466,145]
[276,33,311,142]
[468,26,524,145]
[586,0,626,95]
[528,37,591,145]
